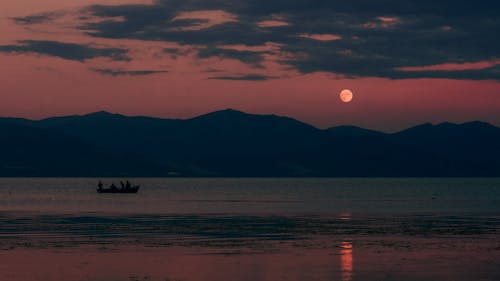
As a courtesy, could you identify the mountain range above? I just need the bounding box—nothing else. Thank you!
[1,109,499,177]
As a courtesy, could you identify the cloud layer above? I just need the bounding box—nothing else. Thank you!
[5,0,500,80]
[0,40,129,61]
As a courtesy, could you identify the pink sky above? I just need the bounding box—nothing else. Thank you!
[0,0,499,132]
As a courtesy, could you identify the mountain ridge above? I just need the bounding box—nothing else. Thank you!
[2,109,497,133]
[0,109,499,177]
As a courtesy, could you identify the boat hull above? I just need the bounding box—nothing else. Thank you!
[97,186,140,194]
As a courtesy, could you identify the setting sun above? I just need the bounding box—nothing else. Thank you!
[340,89,354,103]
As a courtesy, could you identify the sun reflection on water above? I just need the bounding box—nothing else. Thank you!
[340,241,353,281]
[339,213,353,281]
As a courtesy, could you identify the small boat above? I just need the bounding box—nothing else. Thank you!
[97,182,140,194]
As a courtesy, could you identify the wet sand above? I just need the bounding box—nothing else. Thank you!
[1,213,499,281]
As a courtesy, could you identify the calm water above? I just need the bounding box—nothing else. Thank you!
[1,178,500,281]
[1,178,500,215]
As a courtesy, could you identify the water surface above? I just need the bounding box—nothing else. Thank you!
[1,178,499,214]
[1,178,499,281]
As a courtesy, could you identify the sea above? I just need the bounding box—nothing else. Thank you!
[1,178,499,281]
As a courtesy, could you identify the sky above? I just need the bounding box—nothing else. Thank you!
[0,0,499,132]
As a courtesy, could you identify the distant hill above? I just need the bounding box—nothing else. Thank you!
[392,121,500,176]
[327,125,385,137]
[1,110,499,176]
[0,121,165,176]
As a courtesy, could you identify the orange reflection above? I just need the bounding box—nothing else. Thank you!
[340,241,353,281]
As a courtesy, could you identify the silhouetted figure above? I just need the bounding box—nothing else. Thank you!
[97,181,140,194]
[120,181,125,190]
[98,181,103,190]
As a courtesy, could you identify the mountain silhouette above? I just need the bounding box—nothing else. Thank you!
[0,120,164,176]
[1,110,499,176]
[392,121,500,176]
[327,125,385,137]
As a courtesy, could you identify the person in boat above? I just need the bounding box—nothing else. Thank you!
[120,181,125,190]
[98,181,103,190]
[126,181,131,189]
[110,183,118,190]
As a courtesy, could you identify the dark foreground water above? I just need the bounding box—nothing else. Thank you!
[1,178,499,281]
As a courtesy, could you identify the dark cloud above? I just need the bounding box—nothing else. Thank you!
[388,65,500,80]
[0,40,129,61]
[208,74,275,81]
[14,0,500,79]
[164,48,180,54]
[90,68,168,76]
[12,12,63,25]
[197,46,265,66]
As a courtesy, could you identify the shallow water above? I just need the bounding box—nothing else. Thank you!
[1,178,500,281]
